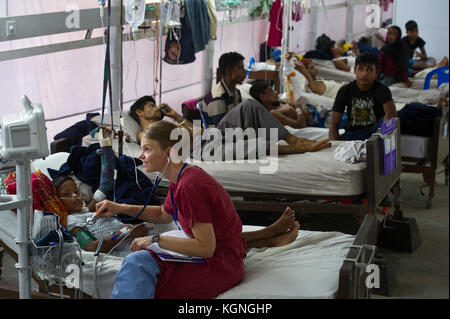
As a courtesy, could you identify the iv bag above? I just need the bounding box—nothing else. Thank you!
[164,0,181,28]
[125,0,146,32]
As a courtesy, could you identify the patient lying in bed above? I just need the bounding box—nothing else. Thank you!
[53,175,148,256]
[53,174,301,256]
[296,57,448,106]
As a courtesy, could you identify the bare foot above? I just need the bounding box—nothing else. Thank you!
[437,56,449,68]
[265,207,296,237]
[271,221,301,247]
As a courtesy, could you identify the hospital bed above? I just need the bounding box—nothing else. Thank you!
[0,153,379,299]
[50,102,403,226]
[74,120,402,234]
[311,58,440,90]
[401,107,449,208]
[298,92,449,209]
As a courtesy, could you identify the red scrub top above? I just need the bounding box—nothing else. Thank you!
[151,165,247,299]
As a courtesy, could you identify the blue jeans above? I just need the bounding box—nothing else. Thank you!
[111,250,161,299]
[341,117,384,141]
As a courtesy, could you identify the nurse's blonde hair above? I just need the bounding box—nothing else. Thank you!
[143,120,192,151]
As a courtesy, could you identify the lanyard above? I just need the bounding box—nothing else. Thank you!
[170,163,188,230]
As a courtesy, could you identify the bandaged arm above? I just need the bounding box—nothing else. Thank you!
[93,129,115,202]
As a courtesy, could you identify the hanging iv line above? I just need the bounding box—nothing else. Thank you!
[125,0,146,34]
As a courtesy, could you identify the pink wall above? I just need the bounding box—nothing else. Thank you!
[1,1,391,148]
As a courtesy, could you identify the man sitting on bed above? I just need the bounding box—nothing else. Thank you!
[203,52,247,126]
[329,52,397,141]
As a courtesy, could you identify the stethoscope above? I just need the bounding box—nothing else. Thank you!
[111,156,172,224]
[91,156,188,228]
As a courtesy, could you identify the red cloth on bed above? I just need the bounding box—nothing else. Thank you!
[4,170,69,226]
[151,166,246,299]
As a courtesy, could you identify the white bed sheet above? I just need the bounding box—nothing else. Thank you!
[0,213,355,299]
[312,59,439,90]
[88,136,367,197]
[401,135,432,159]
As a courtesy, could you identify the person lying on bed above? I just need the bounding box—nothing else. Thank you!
[129,95,193,144]
[54,172,299,256]
[295,57,446,105]
[314,34,356,73]
[247,80,309,129]
[378,26,413,88]
[401,20,437,77]
[329,52,397,141]
[203,51,247,126]
[295,58,345,99]
[93,121,301,298]
[53,174,149,256]
[215,82,332,155]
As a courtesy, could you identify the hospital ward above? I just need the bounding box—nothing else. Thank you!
[0,0,449,302]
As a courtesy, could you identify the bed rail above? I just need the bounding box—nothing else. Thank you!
[338,213,378,299]
[365,118,402,212]
[401,107,449,208]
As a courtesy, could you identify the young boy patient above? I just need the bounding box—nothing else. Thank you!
[401,20,437,77]
[54,174,149,257]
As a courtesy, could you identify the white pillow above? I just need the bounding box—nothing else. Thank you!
[32,152,93,204]
[237,83,253,101]
[90,111,142,143]
[31,152,70,179]
[299,92,335,110]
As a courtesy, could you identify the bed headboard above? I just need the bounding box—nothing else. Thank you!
[365,119,402,210]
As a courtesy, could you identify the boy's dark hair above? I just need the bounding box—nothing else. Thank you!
[218,52,245,75]
[316,34,335,56]
[405,20,418,31]
[249,81,271,103]
[52,175,75,193]
[355,52,379,70]
[129,95,156,123]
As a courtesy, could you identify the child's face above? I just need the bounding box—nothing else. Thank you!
[406,28,419,40]
[387,28,400,44]
[57,179,83,213]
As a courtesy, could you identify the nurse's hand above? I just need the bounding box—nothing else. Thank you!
[95,200,122,218]
[130,236,153,252]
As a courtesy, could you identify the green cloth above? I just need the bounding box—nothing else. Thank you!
[249,0,275,21]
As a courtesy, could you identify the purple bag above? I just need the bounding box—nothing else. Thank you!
[381,118,398,175]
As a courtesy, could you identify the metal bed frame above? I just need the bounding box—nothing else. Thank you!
[0,213,378,299]
[401,107,449,209]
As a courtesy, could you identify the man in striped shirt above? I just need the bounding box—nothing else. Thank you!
[203,52,247,126]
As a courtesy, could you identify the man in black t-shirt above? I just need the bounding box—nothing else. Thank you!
[401,20,436,76]
[329,53,397,141]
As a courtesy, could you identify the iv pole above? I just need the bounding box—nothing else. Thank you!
[280,0,293,95]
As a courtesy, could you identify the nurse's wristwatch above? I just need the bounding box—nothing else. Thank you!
[151,234,160,244]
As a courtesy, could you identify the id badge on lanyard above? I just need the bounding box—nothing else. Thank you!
[170,163,188,230]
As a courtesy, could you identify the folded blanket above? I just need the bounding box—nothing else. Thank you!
[334,141,367,164]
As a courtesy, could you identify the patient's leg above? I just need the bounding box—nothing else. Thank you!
[279,133,331,155]
[436,56,449,68]
[242,207,295,244]
[247,221,301,248]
